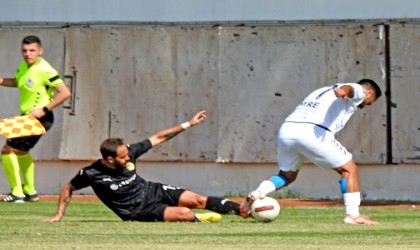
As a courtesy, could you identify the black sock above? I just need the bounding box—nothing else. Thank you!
[205,197,240,215]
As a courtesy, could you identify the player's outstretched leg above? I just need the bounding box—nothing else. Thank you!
[195,196,241,222]
[205,197,241,214]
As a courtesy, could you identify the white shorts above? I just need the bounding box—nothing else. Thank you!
[277,122,352,172]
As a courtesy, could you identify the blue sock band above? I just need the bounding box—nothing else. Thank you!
[339,179,347,194]
[269,175,288,189]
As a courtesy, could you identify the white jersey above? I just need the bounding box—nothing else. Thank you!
[284,83,365,134]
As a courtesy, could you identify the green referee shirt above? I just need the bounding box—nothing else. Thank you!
[15,57,64,114]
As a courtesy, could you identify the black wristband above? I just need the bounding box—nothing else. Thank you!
[43,106,50,113]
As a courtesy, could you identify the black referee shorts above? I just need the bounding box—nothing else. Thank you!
[131,182,187,222]
[6,111,54,152]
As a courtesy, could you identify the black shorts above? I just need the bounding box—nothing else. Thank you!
[132,182,187,222]
[6,111,54,152]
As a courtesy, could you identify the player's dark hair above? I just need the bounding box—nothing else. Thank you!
[357,79,382,99]
[22,35,42,46]
[100,138,125,159]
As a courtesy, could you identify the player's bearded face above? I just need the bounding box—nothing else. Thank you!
[113,145,130,168]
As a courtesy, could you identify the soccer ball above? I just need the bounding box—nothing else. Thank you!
[251,197,280,222]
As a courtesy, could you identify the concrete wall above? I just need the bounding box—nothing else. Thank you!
[390,24,420,163]
[1,0,420,23]
[0,26,389,163]
[0,23,419,200]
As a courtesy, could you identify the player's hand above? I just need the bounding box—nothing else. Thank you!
[334,88,349,99]
[189,110,207,126]
[334,85,354,99]
[29,108,46,119]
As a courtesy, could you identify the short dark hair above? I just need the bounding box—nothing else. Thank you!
[22,35,42,46]
[357,79,382,99]
[100,138,125,159]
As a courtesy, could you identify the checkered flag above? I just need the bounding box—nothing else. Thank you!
[0,115,46,138]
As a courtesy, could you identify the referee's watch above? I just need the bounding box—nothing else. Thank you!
[43,106,50,113]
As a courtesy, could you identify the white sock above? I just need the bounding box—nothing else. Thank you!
[254,180,276,197]
[343,192,361,217]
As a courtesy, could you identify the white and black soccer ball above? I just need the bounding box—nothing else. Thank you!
[251,197,280,222]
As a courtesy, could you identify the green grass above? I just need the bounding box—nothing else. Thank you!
[0,201,419,250]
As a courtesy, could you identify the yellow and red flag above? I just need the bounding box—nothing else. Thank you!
[0,115,46,138]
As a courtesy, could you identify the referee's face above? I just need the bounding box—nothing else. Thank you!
[113,145,130,168]
[21,42,43,66]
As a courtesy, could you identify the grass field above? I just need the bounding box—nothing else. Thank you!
[0,200,419,250]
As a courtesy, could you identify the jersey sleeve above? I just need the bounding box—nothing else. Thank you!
[127,139,153,160]
[350,84,366,105]
[44,67,64,87]
[37,58,64,88]
[70,168,91,190]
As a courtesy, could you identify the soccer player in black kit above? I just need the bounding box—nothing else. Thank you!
[44,110,242,222]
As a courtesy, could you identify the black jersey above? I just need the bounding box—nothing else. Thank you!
[70,139,153,221]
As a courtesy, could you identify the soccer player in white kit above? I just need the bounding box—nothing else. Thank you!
[240,79,382,224]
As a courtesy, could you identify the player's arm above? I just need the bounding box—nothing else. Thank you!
[31,83,72,118]
[43,183,74,222]
[45,84,72,110]
[148,110,207,147]
[334,85,354,99]
[0,78,17,87]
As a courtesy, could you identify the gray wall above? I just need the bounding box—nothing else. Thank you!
[1,0,420,24]
[3,24,419,164]
[390,25,420,163]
